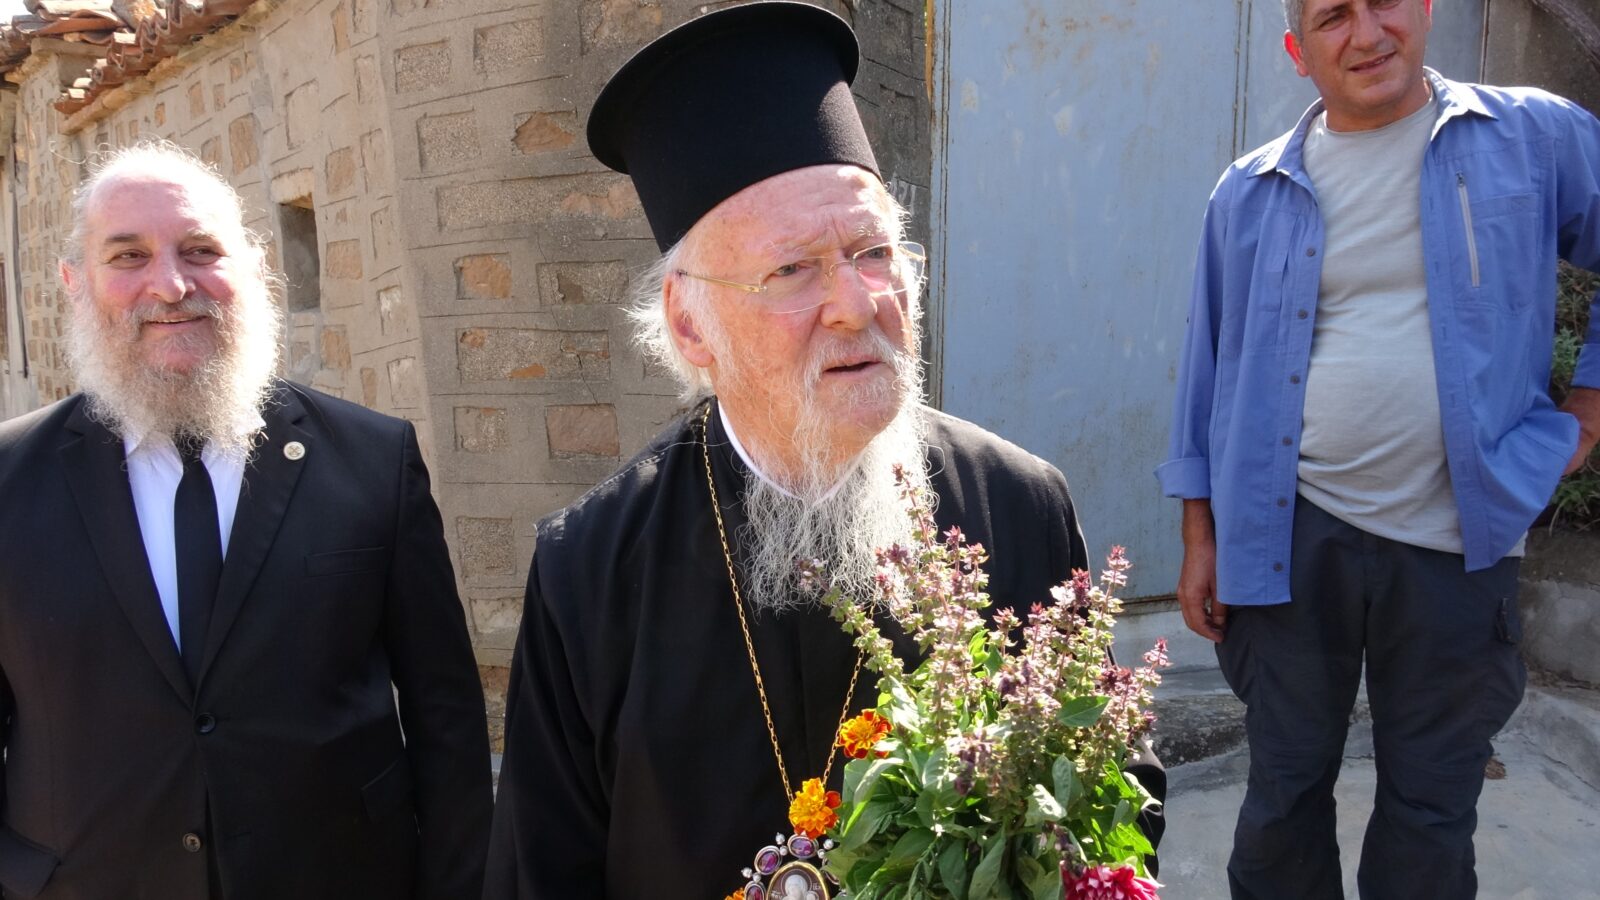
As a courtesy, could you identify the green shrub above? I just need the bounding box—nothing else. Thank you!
[1549,262,1600,530]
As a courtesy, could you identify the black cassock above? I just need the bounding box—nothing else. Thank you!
[486,400,1154,899]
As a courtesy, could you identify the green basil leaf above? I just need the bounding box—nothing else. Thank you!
[1056,695,1109,728]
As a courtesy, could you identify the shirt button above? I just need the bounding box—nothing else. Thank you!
[1277,497,1289,508]
[1306,247,1317,256]
[1289,374,1301,385]
[182,833,204,853]
[1282,436,1293,446]
[1273,562,1284,572]
[1297,309,1309,319]
[195,713,217,735]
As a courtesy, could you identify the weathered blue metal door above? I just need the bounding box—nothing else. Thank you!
[929,0,1487,598]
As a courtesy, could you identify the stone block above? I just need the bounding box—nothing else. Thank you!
[325,147,356,195]
[437,173,639,231]
[324,239,363,280]
[387,355,421,407]
[321,325,351,371]
[228,52,247,83]
[153,102,165,126]
[395,40,450,94]
[480,664,510,752]
[474,19,542,75]
[285,82,320,151]
[455,254,512,300]
[418,111,481,171]
[536,260,627,305]
[456,517,515,577]
[187,80,206,117]
[331,2,350,52]
[512,110,576,155]
[355,55,379,106]
[351,0,374,37]
[212,83,225,112]
[471,595,522,647]
[370,207,396,263]
[200,137,222,170]
[545,404,619,459]
[456,327,610,382]
[377,285,408,336]
[270,168,314,204]
[228,114,258,174]
[360,366,378,407]
[360,129,389,184]
[455,406,510,453]
[580,0,662,55]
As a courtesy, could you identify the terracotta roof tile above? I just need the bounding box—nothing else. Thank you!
[1,0,259,114]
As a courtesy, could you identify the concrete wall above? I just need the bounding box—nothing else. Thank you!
[1486,0,1600,115]
[0,0,931,746]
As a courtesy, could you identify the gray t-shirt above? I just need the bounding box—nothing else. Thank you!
[1297,95,1471,554]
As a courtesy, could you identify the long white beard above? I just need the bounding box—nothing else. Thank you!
[736,400,930,614]
[65,281,283,458]
[723,305,932,613]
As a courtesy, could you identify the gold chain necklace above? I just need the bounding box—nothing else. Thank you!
[700,404,859,900]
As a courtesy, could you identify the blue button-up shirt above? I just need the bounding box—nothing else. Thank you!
[1158,71,1600,605]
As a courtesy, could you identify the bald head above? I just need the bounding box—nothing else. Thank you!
[64,141,258,272]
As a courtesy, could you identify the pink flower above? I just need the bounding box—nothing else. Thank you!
[1143,638,1170,669]
[1063,864,1161,900]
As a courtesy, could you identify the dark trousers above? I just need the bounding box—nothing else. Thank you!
[1216,498,1525,900]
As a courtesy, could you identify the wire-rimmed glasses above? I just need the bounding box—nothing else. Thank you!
[676,241,926,313]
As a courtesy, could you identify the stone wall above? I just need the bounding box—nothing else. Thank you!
[1486,0,1600,115]
[0,0,931,747]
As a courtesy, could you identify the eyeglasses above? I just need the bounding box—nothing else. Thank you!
[676,241,927,313]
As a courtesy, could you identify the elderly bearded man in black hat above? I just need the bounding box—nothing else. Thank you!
[484,4,1160,898]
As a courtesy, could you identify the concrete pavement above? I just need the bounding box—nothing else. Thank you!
[1155,680,1600,900]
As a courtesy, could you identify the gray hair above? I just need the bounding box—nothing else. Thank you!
[1283,0,1304,37]
[625,235,717,403]
[62,139,265,274]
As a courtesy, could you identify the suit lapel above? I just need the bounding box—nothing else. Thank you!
[198,386,311,684]
[59,402,193,703]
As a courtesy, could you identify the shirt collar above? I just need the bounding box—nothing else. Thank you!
[1250,68,1492,180]
[122,411,267,462]
[717,402,798,500]
[716,402,853,503]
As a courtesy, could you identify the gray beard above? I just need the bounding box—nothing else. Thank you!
[64,284,283,459]
[735,400,930,615]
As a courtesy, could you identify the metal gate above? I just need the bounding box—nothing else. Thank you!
[927,0,1488,597]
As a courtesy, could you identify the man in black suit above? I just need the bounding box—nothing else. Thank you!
[0,142,492,899]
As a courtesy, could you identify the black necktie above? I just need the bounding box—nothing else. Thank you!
[174,439,222,687]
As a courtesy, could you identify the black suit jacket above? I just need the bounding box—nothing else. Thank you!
[0,382,492,900]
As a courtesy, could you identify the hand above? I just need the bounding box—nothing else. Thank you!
[1177,499,1228,643]
[1561,387,1600,476]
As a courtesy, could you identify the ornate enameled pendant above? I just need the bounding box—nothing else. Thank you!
[737,832,837,900]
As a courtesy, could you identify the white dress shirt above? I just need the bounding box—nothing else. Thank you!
[123,425,256,649]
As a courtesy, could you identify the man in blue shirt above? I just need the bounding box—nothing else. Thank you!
[1159,0,1600,897]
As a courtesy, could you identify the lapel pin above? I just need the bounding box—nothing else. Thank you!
[284,441,306,461]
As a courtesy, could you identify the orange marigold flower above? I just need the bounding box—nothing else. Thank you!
[788,778,841,839]
[724,891,745,900]
[836,709,893,759]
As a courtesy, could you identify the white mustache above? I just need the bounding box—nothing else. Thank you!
[125,297,222,327]
[804,329,910,386]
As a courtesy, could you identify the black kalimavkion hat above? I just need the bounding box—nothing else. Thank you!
[586,1,881,251]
